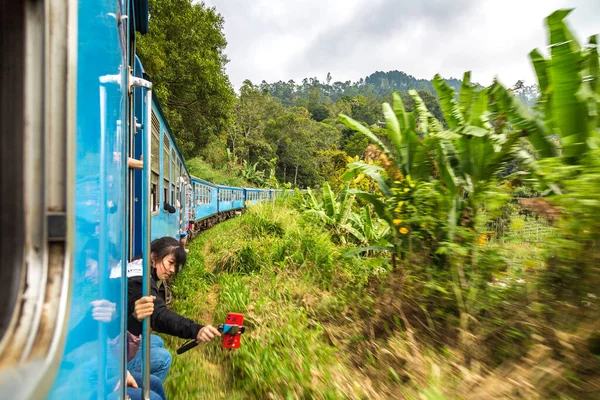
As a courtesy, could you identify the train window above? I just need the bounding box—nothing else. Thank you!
[150,114,160,214]
[163,132,170,206]
[151,111,160,173]
[207,187,211,203]
[164,180,168,205]
[151,173,158,213]
[171,148,176,184]
[171,183,175,205]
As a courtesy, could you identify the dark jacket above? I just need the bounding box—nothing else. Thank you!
[127,263,203,339]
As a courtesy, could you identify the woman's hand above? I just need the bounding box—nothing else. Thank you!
[196,325,221,343]
[133,295,156,321]
[126,370,138,388]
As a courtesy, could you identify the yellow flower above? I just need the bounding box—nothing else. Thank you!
[478,234,487,245]
[400,227,409,235]
[397,201,404,207]
[403,188,410,193]
[394,208,401,213]
[393,219,402,226]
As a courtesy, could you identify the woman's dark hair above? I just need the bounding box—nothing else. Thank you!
[150,236,187,272]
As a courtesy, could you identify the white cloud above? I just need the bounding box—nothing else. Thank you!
[201,0,600,90]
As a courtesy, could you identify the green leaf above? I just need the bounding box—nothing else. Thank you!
[489,81,557,158]
[338,183,355,225]
[586,35,599,95]
[392,92,408,132]
[409,89,430,135]
[530,49,549,94]
[459,71,473,121]
[382,102,403,161]
[343,246,394,258]
[347,190,393,224]
[546,8,588,160]
[433,74,465,129]
[322,182,336,217]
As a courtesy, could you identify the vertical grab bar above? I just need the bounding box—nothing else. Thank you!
[129,75,153,400]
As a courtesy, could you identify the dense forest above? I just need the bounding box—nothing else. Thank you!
[138,0,538,189]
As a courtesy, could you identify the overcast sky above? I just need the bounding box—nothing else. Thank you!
[200,0,599,90]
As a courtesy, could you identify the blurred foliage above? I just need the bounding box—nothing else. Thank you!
[162,8,599,400]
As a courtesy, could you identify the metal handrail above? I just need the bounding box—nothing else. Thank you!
[130,74,153,400]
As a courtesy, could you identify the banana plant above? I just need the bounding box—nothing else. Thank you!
[241,160,265,186]
[348,207,391,246]
[302,182,362,244]
[527,9,598,163]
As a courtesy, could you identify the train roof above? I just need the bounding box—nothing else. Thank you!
[216,184,245,190]
[189,176,218,188]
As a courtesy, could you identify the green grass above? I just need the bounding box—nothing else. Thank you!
[162,203,380,399]
[186,157,250,187]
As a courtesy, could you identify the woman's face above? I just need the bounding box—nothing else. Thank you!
[153,253,176,280]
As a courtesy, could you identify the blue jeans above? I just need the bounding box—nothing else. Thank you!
[127,334,172,382]
[126,372,166,400]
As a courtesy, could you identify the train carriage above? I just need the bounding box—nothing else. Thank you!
[0,1,282,399]
[190,177,218,221]
[217,185,245,213]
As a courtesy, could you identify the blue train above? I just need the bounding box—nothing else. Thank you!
[0,1,291,399]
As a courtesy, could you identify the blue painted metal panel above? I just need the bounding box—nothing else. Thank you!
[147,100,190,241]
[191,177,218,220]
[131,55,144,258]
[48,1,128,398]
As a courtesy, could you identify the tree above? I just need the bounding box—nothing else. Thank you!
[137,0,234,157]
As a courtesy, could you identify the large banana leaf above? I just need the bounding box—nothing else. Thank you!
[361,207,372,241]
[489,81,557,158]
[433,74,465,129]
[530,49,550,95]
[322,182,336,217]
[469,89,492,130]
[546,9,588,160]
[410,89,430,134]
[459,71,474,122]
[586,35,599,95]
[392,92,409,132]
[338,183,355,225]
[400,113,420,176]
[347,190,393,225]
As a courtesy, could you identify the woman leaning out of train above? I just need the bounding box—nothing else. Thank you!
[126,237,221,381]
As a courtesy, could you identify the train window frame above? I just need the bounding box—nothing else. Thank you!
[162,131,170,210]
[151,173,159,213]
[171,148,176,186]
[151,110,160,174]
